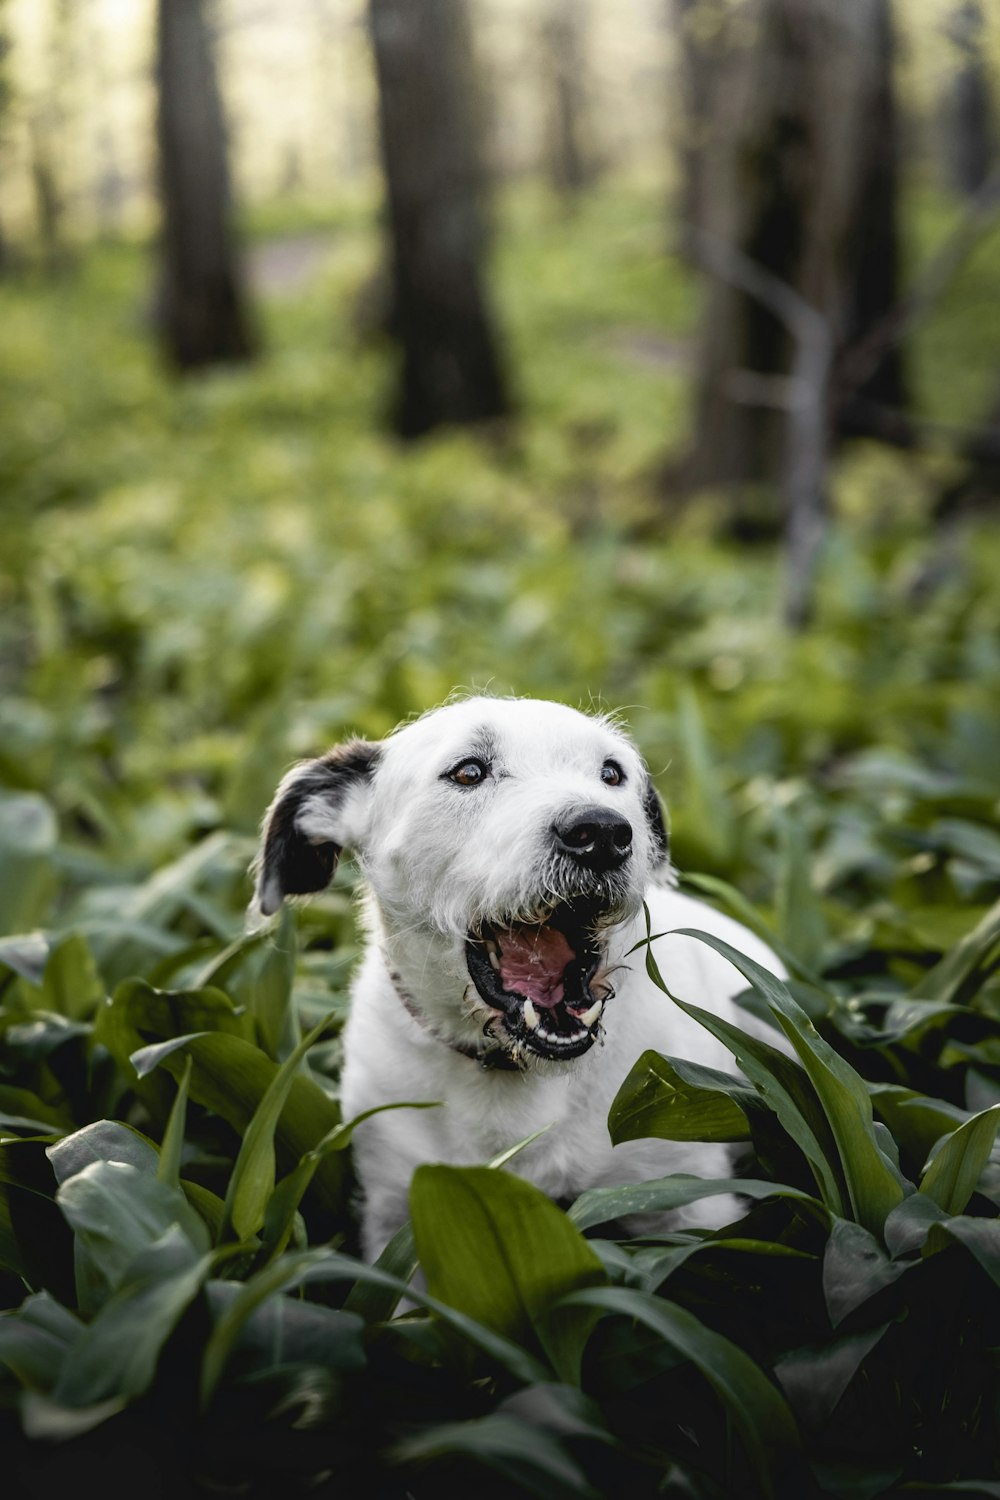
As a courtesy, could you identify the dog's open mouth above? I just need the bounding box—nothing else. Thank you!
[465,901,611,1061]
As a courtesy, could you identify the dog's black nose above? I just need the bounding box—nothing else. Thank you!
[553,807,633,871]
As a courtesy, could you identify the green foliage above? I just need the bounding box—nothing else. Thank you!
[0,182,998,1495]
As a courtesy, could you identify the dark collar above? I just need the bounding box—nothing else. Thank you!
[387,968,523,1072]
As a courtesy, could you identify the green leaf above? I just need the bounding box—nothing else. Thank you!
[0,793,57,936]
[52,1226,214,1407]
[0,932,51,986]
[909,895,1000,1007]
[200,1247,550,1405]
[389,1412,600,1499]
[94,978,251,1121]
[553,1284,800,1497]
[682,871,824,986]
[23,932,104,1020]
[131,1029,346,1217]
[54,1156,209,1315]
[674,928,905,1235]
[774,815,828,974]
[774,1324,890,1431]
[568,1173,815,1233]
[608,1049,753,1144]
[259,1101,437,1265]
[639,929,847,1214]
[0,1291,83,1392]
[221,1011,336,1242]
[919,1104,1000,1215]
[822,1218,908,1327]
[923,1215,1000,1290]
[250,906,299,1060]
[410,1165,606,1361]
[342,1220,419,1322]
[158,1056,192,1190]
[205,1279,366,1374]
[47,1120,160,1182]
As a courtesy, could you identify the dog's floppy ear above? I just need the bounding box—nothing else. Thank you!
[643,775,670,873]
[252,739,381,918]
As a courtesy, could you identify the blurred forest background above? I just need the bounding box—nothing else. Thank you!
[2,5,1000,1495]
[1,0,999,1023]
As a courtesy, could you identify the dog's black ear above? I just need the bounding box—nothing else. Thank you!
[643,775,670,872]
[252,739,381,918]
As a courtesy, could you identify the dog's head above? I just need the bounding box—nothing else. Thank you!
[252,697,670,1064]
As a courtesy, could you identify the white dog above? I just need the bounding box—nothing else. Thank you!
[253,695,785,1260]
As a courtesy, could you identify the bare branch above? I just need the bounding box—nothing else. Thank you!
[691,228,834,630]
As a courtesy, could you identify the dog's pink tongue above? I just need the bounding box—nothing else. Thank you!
[498,926,573,1008]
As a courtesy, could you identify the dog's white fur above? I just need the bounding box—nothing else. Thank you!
[254,695,786,1260]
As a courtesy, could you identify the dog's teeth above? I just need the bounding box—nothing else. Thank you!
[487,942,501,972]
[522,999,539,1029]
[579,999,604,1028]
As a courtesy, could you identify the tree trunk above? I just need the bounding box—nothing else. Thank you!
[155,0,256,370]
[941,2,996,198]
[368,0,510,439]
[541,0,594,202]
[677,0,905,503]
[670,0,718,253]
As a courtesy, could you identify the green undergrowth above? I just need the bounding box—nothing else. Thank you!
[0,181,998,1497]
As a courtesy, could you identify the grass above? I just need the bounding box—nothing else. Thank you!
[0,178,998,1498]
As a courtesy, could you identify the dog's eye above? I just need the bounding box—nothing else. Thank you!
[601,760,624,786]
[448,759,490,787]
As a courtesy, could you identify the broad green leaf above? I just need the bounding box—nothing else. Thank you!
[883,1193,948,1258]
[410,1165,606,1359]
[608,1049,753,1144]
[201,1247,549,1405]
[775,814,828,974]
[0,1086,71,1137]
[568,1173,815,1233]
[23,933,104,1020]
[909,895,1000,1007]
[640,931,847,1214]
[389,1412,600,1498]
[259,1100,437,1264]
[0,793,57,936]
[0,932,51,986]
[553,1284,800,1496]
[55,1157,209,1315]
[47,1120,160,1183]
[674,929,905,1235]
[0,1291,83,1392]
[822,1218,908,1327]
[919,1104,1000,1215]
[221,1012,336,1242]
[774,1324,890,1430]
[870,1086,968,1168]
[94,977,251,1121]
[205,1279,366,1374]
[924,1215,1000,1290]
[52,1226,214,1407]
[131,1028,346,1217]
[251,906,299,1060]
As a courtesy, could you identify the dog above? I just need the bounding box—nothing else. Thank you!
[252,695,786,1260]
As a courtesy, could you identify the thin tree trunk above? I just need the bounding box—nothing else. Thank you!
[368,0,509,439]
[942,2,996,197]
[155,0,256,370]
[541,0,594,203]
[676,0,905,503]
